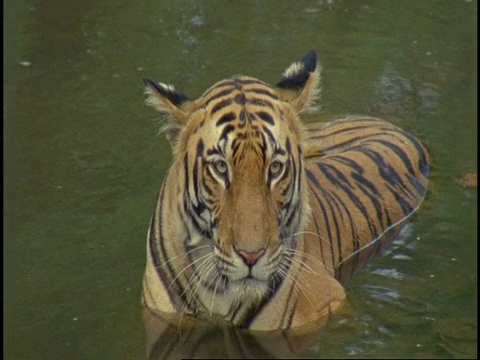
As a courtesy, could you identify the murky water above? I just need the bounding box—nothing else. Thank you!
[5,0,476,359]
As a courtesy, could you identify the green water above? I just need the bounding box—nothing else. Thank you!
[4,0,476,359]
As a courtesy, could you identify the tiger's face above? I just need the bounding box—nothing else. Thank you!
[182,78,310,297]
[144,51,320,302]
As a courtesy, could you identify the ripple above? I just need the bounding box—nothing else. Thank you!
[370,268,405,280]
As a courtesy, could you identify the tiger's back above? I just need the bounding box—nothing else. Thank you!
[303,117,429,280]
[141,50,430,332]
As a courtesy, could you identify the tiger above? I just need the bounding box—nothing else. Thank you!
[141,50,430,332]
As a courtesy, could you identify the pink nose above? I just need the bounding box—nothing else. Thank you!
[236,248,265,266]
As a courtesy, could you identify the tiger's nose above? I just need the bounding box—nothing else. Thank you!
[235,248,266,266]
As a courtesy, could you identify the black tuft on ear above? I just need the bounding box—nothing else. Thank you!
[143,78,190,106]
[276,50,318,90]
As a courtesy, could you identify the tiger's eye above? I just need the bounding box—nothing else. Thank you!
[213,160,228,175]
[269,161,283,176]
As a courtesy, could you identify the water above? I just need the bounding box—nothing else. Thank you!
[4,0,476,358]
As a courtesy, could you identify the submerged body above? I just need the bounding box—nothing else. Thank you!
[141,50,429,331]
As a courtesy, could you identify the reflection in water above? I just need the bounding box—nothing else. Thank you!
[143,307,327,360]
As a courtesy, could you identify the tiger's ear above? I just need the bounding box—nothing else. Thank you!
[143,78,192,146]
[275,50,321,113]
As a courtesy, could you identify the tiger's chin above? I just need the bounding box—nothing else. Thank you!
[228,278,270,303]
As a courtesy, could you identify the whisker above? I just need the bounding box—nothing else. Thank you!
[209,274,223,317]
[166,251,214,293]
[178,253,216,301]
[167,250,213,335]
[182,257,210,297]
[155,244,212,270]
[283,248,324,276]
[276,257,317,313]
[193,258,217,300]
[279,233,332,274]
[289,230,334,249]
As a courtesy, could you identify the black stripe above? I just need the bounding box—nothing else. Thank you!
[370,138,415,176]
[216,112,237,127]
[232,77,268,86]
[202,169,215,197]
[196,139,205,158]
[401,130,430,177]
[246,87,279,99]
[149,190,164,272]
[200,80,234,99]
[306,124,374,139]
[204,87,235,104]
[361,148,415,199]
[276,160,291,189]
[295,154,303,207]
[308,177,355,248]
[385,183,414,216]
[285,138,292,154]
[239,274,285,328]
[317,181,343,263]
[239,110,247,122]
[234,93,246,105]
[319,187,352,261]
[249,98,273,109]
[281,162,296,227]
[318,162,378,239]
[184,201,205,235]
[321,136,367,153]
[407,173,427,197]
[327,189,360,252]
[284,202,299,229]
[328,154,365,174]
[306,167,321,188]
[306,170,336,268]
[351,172,390,229]
[262,126,276,147]
[192,142,203,204]
[151,186,192,311]
[256,111,275,125]
[211,99,233,114]
[305,180,328,268]
[220,124,235,141]
[322,156,387,236]
[281,278,299,329]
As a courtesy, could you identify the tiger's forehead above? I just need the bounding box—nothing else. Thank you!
[195,76,288,138]
[187,75,298,159]
[199,76,280,119]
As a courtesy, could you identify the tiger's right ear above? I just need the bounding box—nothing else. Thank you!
[143,78,192,146]
[275,50,321,114]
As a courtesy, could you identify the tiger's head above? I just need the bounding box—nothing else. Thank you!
[144,51,320,304]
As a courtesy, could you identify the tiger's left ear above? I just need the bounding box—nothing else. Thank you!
[143,78,193,146]
[275,50,321,113]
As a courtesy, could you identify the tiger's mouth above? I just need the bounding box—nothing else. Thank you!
[235,277,266,287]
[223,268,271,285]
[227,277,271,300]
[223,261,286,294]
[216,246,292,285]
